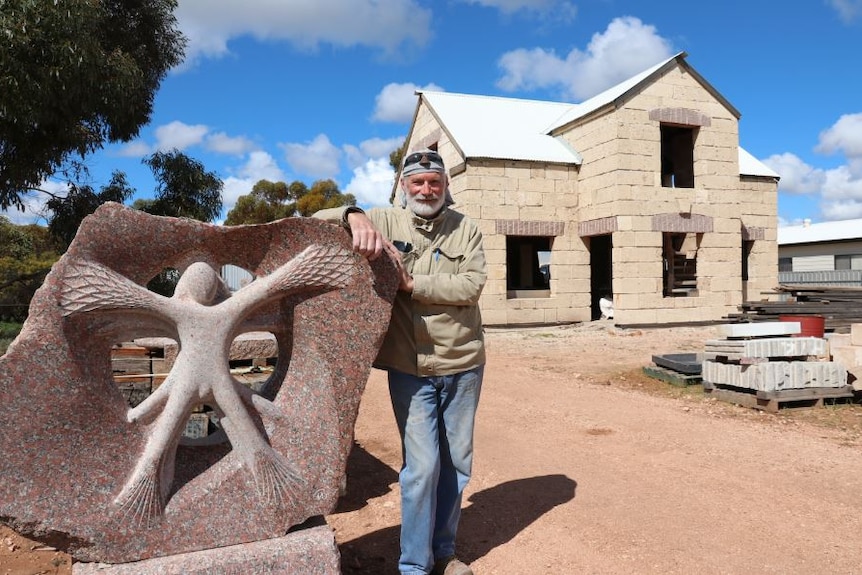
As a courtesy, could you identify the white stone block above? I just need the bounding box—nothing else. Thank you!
[702,360,846,392]
[717,322,800,338]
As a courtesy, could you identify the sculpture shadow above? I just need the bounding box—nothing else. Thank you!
[335,442,400,514]
[338,471,577,575]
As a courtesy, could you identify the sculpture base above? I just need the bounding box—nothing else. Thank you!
[73,519,340,575]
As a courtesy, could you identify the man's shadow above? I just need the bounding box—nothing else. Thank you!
[335,443,577,574]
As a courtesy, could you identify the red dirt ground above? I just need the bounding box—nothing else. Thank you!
[4,322,862,574]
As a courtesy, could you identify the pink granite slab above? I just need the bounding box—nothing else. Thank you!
[73,521,340,574]
[0,202,397,563]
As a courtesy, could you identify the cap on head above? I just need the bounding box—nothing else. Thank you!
[401,148,445,177]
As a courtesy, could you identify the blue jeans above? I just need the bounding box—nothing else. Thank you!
[388,366,484,575]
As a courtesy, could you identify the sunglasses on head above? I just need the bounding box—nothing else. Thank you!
[404,151,443,167]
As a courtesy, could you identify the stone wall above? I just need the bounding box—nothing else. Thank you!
[406,64,779,326]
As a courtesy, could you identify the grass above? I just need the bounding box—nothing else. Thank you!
[620,366,862,445]
[0,321,23,355]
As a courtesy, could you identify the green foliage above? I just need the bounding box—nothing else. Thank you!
[0,0,186,210]
[138,150,224,222]
[0,321,22,340]
[0,320,23,355]
[295,179,356,217]
[224,180,296,225]
[0,217,61,322]
[389,140,407,204]
[147,267,180,297]
[225,178,355,224]
[46,171,134,248]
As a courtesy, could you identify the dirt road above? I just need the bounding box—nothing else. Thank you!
[331,322,862,575]
[4,322,862,574]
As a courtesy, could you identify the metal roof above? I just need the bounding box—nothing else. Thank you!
[778,219,862,245]
[739,147,780,178]
[419,90,581,164]
[417,53,778,179]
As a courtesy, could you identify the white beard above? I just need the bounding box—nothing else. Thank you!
[406,193,445,218]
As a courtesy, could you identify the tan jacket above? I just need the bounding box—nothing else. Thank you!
[315,205,486,377]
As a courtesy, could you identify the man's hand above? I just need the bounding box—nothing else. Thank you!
[382,242,414,293]
[346,211,385,260]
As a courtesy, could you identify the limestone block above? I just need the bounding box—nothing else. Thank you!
[702,360,846,392]
[831,346,862,371]
[828,333,852,351]
[704,337,827,360]
[718,322,800,338]
[852,323,862,346]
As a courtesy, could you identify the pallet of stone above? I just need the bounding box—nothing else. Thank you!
[642,364,702,387]
[703,336,827,363]
[702,359,847,392]
[703,382,856,412]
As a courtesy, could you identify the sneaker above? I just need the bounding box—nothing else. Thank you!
[431,555,473,575]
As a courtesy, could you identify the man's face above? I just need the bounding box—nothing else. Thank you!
[402,171,446,218]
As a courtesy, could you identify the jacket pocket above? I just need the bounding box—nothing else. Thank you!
[433,246,464,274]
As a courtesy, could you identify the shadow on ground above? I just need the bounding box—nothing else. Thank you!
[336,444,577,574]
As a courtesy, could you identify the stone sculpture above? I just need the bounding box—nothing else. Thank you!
[0,203,398,567]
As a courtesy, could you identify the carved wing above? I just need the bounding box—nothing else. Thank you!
[265,244,356,294]
[230,244,356,311]
[59,260,165,316]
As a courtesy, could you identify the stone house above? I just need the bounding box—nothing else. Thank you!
[399,52,780,327]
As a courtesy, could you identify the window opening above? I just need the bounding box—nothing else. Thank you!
[741,240,754,282]
[778,257,792,272]
[506,236,552,297]
[663,232,699,297]
[660,125,695,188]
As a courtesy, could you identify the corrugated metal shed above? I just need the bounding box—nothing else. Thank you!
[778,219,862,245]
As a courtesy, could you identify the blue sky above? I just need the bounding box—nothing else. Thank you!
[6,0,862,227]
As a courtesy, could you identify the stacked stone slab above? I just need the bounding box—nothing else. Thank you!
[702,322,846,393]
[826,323,862,391]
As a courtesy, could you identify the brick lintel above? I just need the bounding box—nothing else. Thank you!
[578,216,618,237]
[651,212,714,233]
[495,219,566,236]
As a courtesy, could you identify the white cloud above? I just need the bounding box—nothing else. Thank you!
[0,180,70,225]
[154,121,209,152]
[815,113,862,158]
[827,0,862,23]
[116,140,152,158]
[496,16,674,101]
[281,134,341,179]
[344,137,405,170]
[460,0,576,20]
[821,165,862,200]
[344,157,396,207]
[762,153,826,195]
[373,82,444,123]
[205,132,257,156]
[175,0,432,65]
[221,150,287,212]
[821,199,862,220]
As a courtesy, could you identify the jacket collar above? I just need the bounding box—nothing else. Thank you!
[410,206,449,232]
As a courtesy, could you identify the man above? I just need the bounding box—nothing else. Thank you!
[315,149,486,575]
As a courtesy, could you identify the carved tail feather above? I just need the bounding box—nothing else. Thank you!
[114,460,165,528]
[250,447,305,507]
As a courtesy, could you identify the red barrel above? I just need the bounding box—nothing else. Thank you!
[779,314,825,338]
